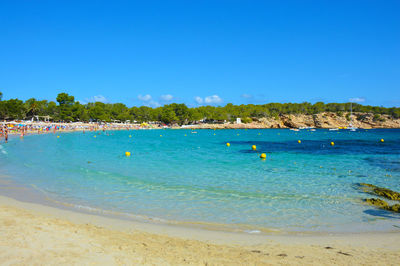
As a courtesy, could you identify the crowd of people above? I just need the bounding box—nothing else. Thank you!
[0,121,154,143]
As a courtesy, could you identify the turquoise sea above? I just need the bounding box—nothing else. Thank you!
[1,129,400,233]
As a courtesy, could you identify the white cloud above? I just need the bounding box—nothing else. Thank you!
[93,95,109,103]
[205,95,222,104]
[241,94,253,99]
[146,100,160,108]
[138,94,160,107]
[85,95,109,103]
[195,95,223,105]
[160,94,174,102]
[349,97,365,103]
[194,96,204,104]
[138,94,152,101]
[241,93,267,104]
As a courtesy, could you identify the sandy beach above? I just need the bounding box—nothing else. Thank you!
[0,194,399,265]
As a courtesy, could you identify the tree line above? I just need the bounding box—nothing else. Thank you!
[0,92,399,124]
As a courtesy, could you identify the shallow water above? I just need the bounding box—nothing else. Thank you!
[1,129,400,233]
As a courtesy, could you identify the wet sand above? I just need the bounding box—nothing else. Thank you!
[1,195,399,265]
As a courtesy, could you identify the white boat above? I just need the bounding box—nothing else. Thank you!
[348,102,357,131]
[329,128,339,131]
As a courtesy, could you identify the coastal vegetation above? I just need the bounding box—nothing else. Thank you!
[1,92,400,124]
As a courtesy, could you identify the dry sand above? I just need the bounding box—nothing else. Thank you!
[0,196,399,265]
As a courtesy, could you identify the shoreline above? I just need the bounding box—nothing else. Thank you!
[2,168,400,237]
[1,170,400,242]
[2,115,400,137]
[2,191,400,246]
[1,194,400,265]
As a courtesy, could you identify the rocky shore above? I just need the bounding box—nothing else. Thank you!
[182,112,400,129]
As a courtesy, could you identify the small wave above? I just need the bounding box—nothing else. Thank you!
[48,198,169,224]
[244,230,261,234]
[73,204,108,213]
[0,145,6,154]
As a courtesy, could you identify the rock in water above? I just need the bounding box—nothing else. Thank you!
[358,183,400,201]
[359,183,376,188]
[364,198,389,208]
[387,204,400,213]
[373,187,400,201]
[364,198,400,213]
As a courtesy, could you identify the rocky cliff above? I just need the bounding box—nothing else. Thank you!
[187,112,400,129]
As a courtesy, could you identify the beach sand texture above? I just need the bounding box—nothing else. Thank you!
[1,196,400,265]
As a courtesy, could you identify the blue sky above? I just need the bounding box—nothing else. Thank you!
[0,0,399,107]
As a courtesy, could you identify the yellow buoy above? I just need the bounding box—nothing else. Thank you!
[57,136,60,138]
[214,133,216,135]
[237,134,240,136]
[226,143,230,147]
[298,140,301,144]
[260,153,267,159]
[184,134,187,136]
[330,142,334,146]
[94,135,97,138]
[129,135,132,138]
[252,145,256,150]
[258,133,261,135]
[160,135,162,137]
[380,139,384,143]
[125,152,131,157]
